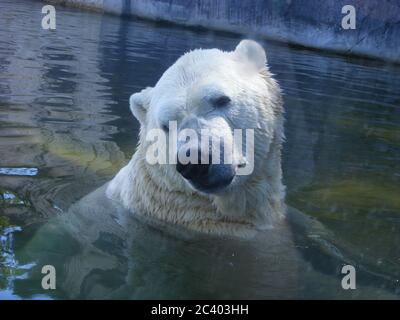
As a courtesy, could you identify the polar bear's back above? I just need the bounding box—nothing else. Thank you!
[21,183,303,298]
[19,184,397,299]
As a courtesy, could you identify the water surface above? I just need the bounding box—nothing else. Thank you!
[1,0,400,299]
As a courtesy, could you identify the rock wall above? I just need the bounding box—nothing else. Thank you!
[44,0,400,63]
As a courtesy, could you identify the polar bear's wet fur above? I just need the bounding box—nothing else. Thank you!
[107,40,285,237]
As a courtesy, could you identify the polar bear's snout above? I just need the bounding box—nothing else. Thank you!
[174,114,240,194]
[176,149,236,194]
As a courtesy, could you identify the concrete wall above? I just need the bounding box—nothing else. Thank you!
[45,0,400,63]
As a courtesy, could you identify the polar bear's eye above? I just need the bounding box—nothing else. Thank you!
[161,123,169,132]
[213,95,231,108]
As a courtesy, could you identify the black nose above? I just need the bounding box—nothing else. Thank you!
[176,152,211,181]
[176,150,235,193]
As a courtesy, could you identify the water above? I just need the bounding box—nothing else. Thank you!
[1,0,399,299]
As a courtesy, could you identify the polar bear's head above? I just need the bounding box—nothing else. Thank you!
[129,40,283,200]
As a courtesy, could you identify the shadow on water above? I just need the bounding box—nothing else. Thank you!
[0,0,399,299]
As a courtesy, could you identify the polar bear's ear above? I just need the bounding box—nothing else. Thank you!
[234,40,267,71]
[129,87,153,125]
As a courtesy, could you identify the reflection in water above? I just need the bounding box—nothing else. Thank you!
[0,226,39,300]
[0,0,399,299]
[0,168,38,176]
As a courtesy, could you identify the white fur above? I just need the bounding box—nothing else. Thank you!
[107,40,285,237]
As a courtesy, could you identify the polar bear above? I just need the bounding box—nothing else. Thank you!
[107,40,285,237]
[13,41,395,299]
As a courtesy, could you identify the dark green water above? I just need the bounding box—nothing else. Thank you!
[0,0,399,299]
